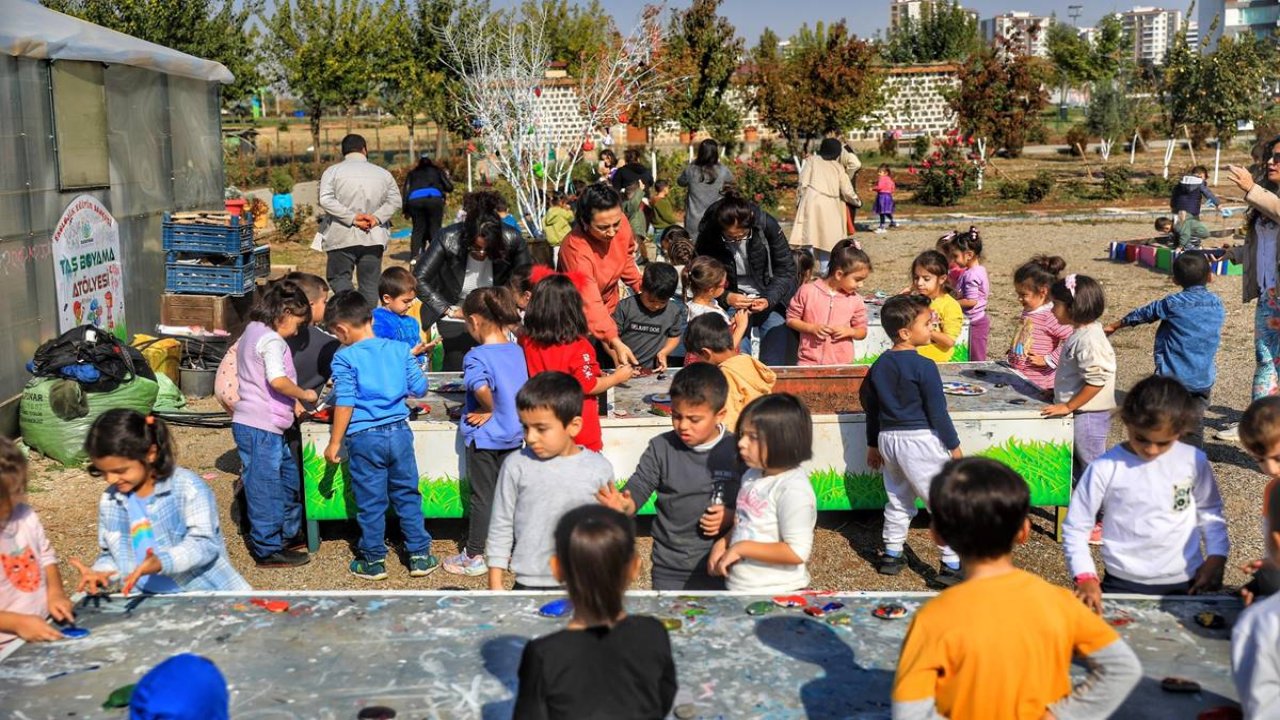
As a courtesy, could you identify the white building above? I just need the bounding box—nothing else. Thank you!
[1197,0,1280,52]
[889,0,978,32]
[1116,6,1185,63]
[980,11,1053,57]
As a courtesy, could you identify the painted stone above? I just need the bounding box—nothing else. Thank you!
[1195,611,1226,630]
[873,604,908,620]
[102,684,136,710]
[59,626,90,639]
[660,617,683,631]
[538,598,572,618]
[745,601,774,616]
[821,602,845,613]
[825,612,852,626]
[802,606,825,618]
[772,595,807,608]
[1161,677,1201,694]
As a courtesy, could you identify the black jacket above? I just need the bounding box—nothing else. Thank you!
[611,162,654,191]
[413,222,531,327]
[403,166,454,204]
[694,201,796,311]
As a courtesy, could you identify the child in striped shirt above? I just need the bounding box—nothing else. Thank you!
[1007,255,1072,394]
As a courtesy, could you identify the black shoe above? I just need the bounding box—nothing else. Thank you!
[284,537,309,553]
[933,563,964,588]
[878,552,905,575]
[255,549,311,568]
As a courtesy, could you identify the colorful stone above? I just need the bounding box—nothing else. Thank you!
[745,601,774,616]
[537,598,573,618]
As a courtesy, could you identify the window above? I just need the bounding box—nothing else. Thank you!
[50,61,110,190]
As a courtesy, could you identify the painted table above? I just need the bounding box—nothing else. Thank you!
[0,592,1240,718]
[298,362,1072,551]
[853,296,971,364]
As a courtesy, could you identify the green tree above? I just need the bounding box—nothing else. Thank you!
[511,0,612,79]
[43,0,263,105]
[262,0,380,164]
[1089,14,1130,83]
[1200,33,1275,148]
[949,41,1050,157]
[658,0,744,138]
[378,0,442,159]
[418,0,491,156]
[881,0,980,64]
[1085,80,1136,143]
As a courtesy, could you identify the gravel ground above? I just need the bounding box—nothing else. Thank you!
[26,217,1268,595]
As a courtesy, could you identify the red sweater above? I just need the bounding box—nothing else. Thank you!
[556,217,644,342]
[519,336,603,452]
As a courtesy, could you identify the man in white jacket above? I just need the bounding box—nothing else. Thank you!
[318,134,402,306]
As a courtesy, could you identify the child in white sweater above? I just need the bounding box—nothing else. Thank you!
[1232,479,1280,716]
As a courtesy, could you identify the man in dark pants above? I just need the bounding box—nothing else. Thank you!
[318,134,402,306]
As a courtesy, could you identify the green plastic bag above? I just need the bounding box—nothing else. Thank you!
[19,376,159,466]
[153,373,187,412]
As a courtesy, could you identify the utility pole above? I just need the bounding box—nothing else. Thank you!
[1068,4,1083,26]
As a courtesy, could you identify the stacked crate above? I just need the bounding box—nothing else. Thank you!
[163,212,270,296]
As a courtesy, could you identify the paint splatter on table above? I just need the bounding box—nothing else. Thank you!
[0,592,1238,718]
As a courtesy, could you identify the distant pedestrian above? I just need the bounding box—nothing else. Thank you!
[402,153,453,262]
[318,134,402,306]
[873,164,898,233]
[678,139,733,236]
[792,138,860,272]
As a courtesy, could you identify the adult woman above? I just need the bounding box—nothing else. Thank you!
[694,188,797,366]
[610,148,655,192]
[556,182,644,367]
[792,138,860,271]
[678,139,734,236]
[402,154,454,261]
[414,191,531,370]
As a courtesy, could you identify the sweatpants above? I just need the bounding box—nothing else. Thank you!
[1073,409,1111,481]
[967,314,990,361]
[464,444,518,557]
[878,429,959,566]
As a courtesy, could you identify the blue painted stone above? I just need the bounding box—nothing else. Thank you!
[60,626,90,639]
[538,598,572,618]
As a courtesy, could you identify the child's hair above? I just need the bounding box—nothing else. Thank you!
[1013,254,1066,291]
[1118,375,1197,435]
[654,180,670,193]
[1242,396,1280,458]
[663,227,696,267]
[1191,164,1208,176]
[683,256,727,301]
[1049,273,1105,324]
[669,362,729,412]
[877,164,892,175]
[378,266,417,300]
[548,189,569,206]
[324,289,373,328]
[826,239,871,277]
[641,262,679,302]
[516,371,584,427]
[554,504,636,626]
[737,393,812,469]
[281,272,329,302]
[0,437,28,516]
[1173,252,1211,288]
[684,313,734,354]
[911,250,950,284]
[494,196,510,213]
[524,274,589,345]
[881,294,930,340]
[249,279,310,328]
[461,286,521,327]
[84,409,176,479]
[951,226,982,256]
[935,232,956,256]
[792,247,816,284]
[1154,216,1175,233]
[507,264,534,297]
[929,457,1030,560]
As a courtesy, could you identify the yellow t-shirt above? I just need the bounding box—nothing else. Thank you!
[917,294,963,363]
[893,569,1121,720]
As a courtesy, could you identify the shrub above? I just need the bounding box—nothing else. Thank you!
[1026,122,1048,144]
[269,168,295,196]
[909,130,979,207]
[275,203,309,242]
[1099,165,1132,200]
[997,180,1028,200]
[1024,171,1053,203]
[1064,125,1091,156]
[911,135,932,161]
[277,121,290,133]
[729,152,790,214]
[1060,179,1089,200]
[1142,175,1176,197]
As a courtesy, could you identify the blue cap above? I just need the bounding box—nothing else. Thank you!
[129,654,228,720]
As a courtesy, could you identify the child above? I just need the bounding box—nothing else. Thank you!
[231,280,317,567]
[1239,397,1280,605]
[785,239,870,366]
[650,180,681,237]
[323,291,436,580]
[1064,375,1228,610]
[1171,164,1221,219]
[0,438,73,644]
[1155,214,1210,251]
[73,410,250,594]
[872,164,897,233]
[1105,253,1224,446]
[373,266,434,372]
[597,364,740,590]
[520,273,633,453]
[910,250,963,363]
[936,232,964,290]
[861,295,964,586]
[683,257,750,351]
[949,227,990,361]
[507,264,535,316]
[708,394,817,593]
[1232,480,1280,717]
[514,505,676,718]
[1007,255,1072,394]
[496,196,523,236]
[542,190,574,254]
[443,287,528,577]
[893,457,1142,720]
[488,372,617,590]
[684,313,776,431]
[613,262,686,372]
[792,247,816,288]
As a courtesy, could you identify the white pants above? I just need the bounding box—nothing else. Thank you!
[879,429,959,566]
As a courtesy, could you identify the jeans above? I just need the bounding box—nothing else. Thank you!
[1185,390,1210,448]
[327,244,384,308]
[345,421,432,561]
[232,423,301,559]
[754,309,789,366]
[405,197,445,261]
[651,564,726,591]
[464,444,518,557]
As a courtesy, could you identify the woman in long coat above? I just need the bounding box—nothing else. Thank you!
[792,138,860,272]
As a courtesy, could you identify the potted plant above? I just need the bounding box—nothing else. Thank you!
[269,168,295,218]
[224,186,246,217]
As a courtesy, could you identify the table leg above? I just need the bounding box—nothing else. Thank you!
[306,519,321,553]
[1055,506,1067,543]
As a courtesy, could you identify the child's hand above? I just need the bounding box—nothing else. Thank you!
[46,586,74,625]
[1040,403,1072,418]
[731,311,750,334]
[830,326,859,342]
[411,341,428,356]
[1026,353,1048,368]
[950,447,962,460]
[1074,577,1104,614]
[1102,322,1121,336]
[68,558,115,595]
[1189,555,1227,594]
[10,614,62,642]
[699,504,732,536]
[596,485,634,514]
[1241,559,1265,606]
[122,549,162,597]
[465,411,492,427]
[748,297,769,313]
[613,364,635,382]
[710,545,742,577]
[301,389,319,405]
[323,441,343,465]
[866,447,884,469]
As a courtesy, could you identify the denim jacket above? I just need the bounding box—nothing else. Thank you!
[1120,285,1224,393]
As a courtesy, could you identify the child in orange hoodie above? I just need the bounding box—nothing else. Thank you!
[683,313,776,430]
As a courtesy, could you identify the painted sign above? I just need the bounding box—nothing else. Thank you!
[51,195,126,340]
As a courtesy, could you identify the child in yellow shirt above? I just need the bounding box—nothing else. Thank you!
[909,250,963,363]
[893,457,1141,720]
[683,313,776,431]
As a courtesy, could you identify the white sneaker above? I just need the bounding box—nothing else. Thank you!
[874,228,887,235]
[1216,423,1240,441]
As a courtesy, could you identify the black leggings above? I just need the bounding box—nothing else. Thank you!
[406,196,446,260]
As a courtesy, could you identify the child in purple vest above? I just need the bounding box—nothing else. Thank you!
[231,281,318,568]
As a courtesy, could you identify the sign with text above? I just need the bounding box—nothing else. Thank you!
[52,195,127,340]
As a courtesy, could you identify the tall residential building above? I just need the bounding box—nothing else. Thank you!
[980,11,1053,57]
[1198,0,1280,52]
[1117,7,1185,63]
[889,0,978,33]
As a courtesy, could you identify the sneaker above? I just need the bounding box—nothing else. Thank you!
[878,551,905,575]
[1088,522,1104,546]
[254,549,310,568]
[350,558,388,580]
[890,222,900,229]
[442,551,488,577]
[933,563,964,588]
[408,554,440,577]
[1216,423,1240,441]
[874,227,887,235]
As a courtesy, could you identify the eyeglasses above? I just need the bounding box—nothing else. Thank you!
[469,246,489,258]
[722,229,752,243]
[1267,153,1280,166]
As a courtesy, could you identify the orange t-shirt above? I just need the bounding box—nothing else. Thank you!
[893,569,1122,720]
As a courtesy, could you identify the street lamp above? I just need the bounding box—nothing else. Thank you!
[1060,5,1085,121]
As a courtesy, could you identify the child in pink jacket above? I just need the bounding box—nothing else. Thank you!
[786,239,871,366]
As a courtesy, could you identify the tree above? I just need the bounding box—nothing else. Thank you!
[949,41,1050,157]
[42,0,263,105]
[658,0,743,137]
[262,0,380,165]
[1200,33,1274,149]
[881,0,980,64]
[379,1,442,159]
[1089,14,1130,83]
[1046,22,1092,92]
[1085,80,1136,159]
[511,0,613,79]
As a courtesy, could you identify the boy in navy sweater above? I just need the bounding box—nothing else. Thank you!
[861,295,963,587]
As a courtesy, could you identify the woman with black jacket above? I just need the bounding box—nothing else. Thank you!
[403,154,454,262]
[413,191,532,370]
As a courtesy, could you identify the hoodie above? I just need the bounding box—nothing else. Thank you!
[719,354,778,430]
[1171,175,1220,217]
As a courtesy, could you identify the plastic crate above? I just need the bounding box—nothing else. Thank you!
[165,249,265,296]
[162,213,255,255]
[253,244,270,278]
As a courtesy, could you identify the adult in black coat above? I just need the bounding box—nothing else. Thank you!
[413,191,532,370]
[402,154,454,261]
[694,189,797,365]
[610,148,655,193]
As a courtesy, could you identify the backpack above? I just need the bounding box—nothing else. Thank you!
[29,325,155,393]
